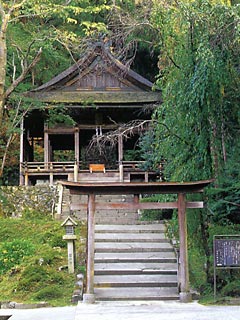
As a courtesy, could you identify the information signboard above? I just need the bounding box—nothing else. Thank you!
[214,239,240,267]
[213,235,240,300]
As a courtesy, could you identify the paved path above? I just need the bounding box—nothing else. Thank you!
[1,301,240,320]
[75,301,240,320]
[0,306,76,320]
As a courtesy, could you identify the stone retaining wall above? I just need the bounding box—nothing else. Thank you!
[0,186,58,218]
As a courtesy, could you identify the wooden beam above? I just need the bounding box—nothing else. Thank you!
[46,127,75,134]
[186,201,204,208]
[70,201,204,211]
[28,91,162,104]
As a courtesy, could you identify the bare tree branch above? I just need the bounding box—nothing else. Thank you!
[87,119,152,153]
[87,118,190,155]
[0,98,32,177]
[5,47,42,98]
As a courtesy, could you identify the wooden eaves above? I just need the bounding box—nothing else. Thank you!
[25,42,162,105]
[60,179,214,195]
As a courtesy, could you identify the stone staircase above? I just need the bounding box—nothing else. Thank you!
[94,223,179,301]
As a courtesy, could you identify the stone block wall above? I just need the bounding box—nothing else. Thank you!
[0,186,59,218]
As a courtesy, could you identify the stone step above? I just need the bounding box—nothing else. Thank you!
[94,274,178,287]
[93,223,179,302]
[95,224,165,233]
[94,287,179,301]
[94,251,177,263]
[94,262,177,275]
[95,242,174,253]
[95,232,168,243]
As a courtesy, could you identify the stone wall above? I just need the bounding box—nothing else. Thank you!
[0,186,59,218]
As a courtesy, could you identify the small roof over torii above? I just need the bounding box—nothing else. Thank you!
[60,179,214,195]
[26,42,161,105]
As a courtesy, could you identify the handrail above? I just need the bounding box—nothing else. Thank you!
[20,160,164,174]
[21,161,77,172]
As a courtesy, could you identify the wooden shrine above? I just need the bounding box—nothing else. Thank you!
[20,42,161,185]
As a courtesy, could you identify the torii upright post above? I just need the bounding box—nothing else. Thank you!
[178,193,192,302]
[83,193,96,304]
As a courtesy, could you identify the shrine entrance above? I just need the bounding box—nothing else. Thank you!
[61,179,213,303]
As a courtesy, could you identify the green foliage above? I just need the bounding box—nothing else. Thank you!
[222,280,240,297]
[39,227,66,248]
[22,208,49,220]
[151,0,240,182]
[32,285,63,300]
[0,239,35,275]
[123,149,141,161]
[46,106,76,128]
[0,190,14,217]
[207,142,240,224]
[138,130,159,170]
[0,215,82,305]
[140,195,173,220]
[140,209,172,221]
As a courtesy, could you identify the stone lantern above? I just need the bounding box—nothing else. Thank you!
[61,216,78,274]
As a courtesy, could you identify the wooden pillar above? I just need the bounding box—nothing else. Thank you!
[19,118,24,186]
[119,163,124,182]
[74,128,80,163]
[118,134,123,162]
[118,135,123,181]
[24,172,29,186]
[56,184,63,219]
[144,172,149,182]
[74,128,79,182]
[133,194,139,204]
[83,193,96,304]
[49,162,54,186]
[44,123,49,166]
[177,193,192,302]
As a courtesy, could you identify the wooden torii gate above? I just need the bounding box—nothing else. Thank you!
[61,179,213,303]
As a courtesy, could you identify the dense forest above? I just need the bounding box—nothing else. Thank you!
[0,0,240,299]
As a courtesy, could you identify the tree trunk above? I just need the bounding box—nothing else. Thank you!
[209,119,219,186]
[0,12,9,126]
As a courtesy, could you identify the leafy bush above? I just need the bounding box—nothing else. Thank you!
[17,265,66,293]
[140,195,174,221]
[0,214,82,305]
[222,280,240,297]
[39,228,66,248]
[17,266,47,292]
[22,208,51,220]
[32,285,63,300]
[140,209,172,221]
[0,239,35,274]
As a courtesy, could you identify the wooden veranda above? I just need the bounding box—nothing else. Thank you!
[20,160,163,186]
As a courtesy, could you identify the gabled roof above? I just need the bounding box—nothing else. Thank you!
[27,42,161,104]
[61,216,78,227]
